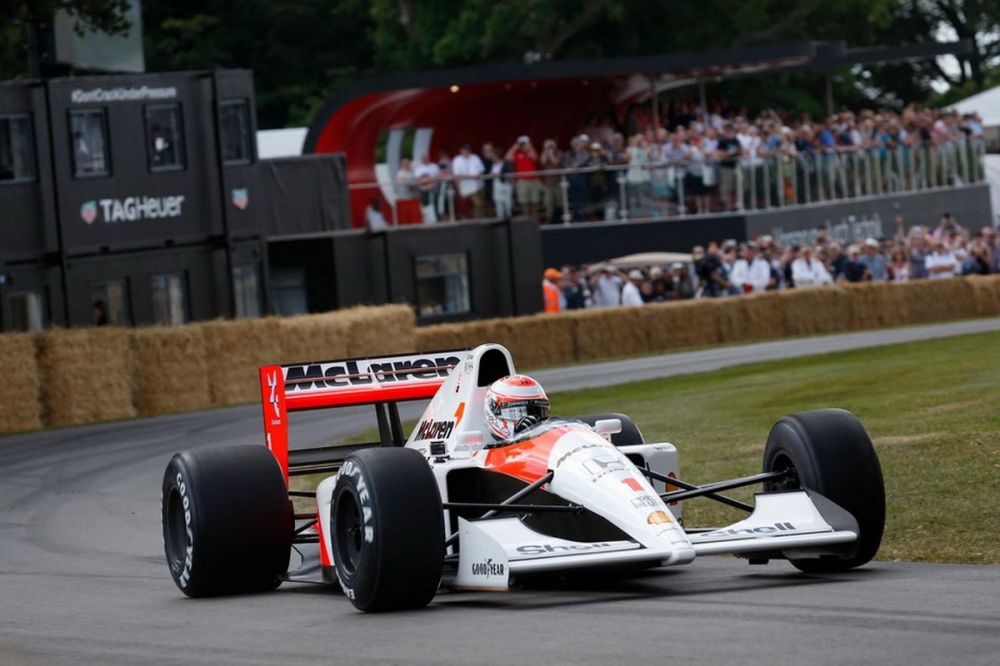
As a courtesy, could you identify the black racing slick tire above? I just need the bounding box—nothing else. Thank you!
[575,413,645,446]
[162,445,292,597]
[763,409,885,573]
[331,448,444,612]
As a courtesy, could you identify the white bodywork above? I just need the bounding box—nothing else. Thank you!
[314,343,858,590]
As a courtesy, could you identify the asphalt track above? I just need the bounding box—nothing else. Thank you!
[2,318,999,665]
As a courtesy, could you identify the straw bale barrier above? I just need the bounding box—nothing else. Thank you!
[967,275,1000,317]
[715,292,788,344]
[896,278,978,324]
[198,318,283,407]
[569,306,650,362]
[415,319,503,355]
[645,300,721,352]
[133,326,211,416]
[38,327,135,427]
[840,283,910,331]
[775,286,851,337]
[496,314,576,370]
[276,312,353,364]
[341,305,416,357]
[0,333,43,433]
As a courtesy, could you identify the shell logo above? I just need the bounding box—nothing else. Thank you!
[647,510,672,525]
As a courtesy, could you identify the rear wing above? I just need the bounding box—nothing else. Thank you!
[259,350,465,483]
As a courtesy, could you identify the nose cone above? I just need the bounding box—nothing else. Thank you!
[547,427,694,562]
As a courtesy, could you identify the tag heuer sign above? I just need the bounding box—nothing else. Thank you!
[79,196,186,224]
[231,188,249,210]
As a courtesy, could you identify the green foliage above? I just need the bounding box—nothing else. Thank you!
[0,1,133,34]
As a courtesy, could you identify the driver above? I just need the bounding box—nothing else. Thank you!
[484,375,551,440]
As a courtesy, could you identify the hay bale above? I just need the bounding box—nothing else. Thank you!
[38,327,135,427]
[646,300,721,351]
[497,313,576,370]
[0,333,43,433]
[199,318,283,407]
[776,286,850,337]
[896,278,977,324]
[967,275,1000,317]
[715,292,787,344]
[569,307,649,362]
[840,283,910,331]
[277,312,353,364]
[341,305,416,357]
[133,327,211,416]
[416,321,486,353]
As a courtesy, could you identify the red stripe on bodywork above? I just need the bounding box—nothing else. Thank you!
[483,427,570,485]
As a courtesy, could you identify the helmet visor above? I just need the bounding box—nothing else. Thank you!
[496,399,550,423]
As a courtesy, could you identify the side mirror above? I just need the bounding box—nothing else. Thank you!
[455,431,485,451]
[594,418,622,437]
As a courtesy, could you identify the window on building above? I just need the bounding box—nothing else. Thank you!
[219,99,252,165]
[91,280,131,326]
[415,253,470,317]
[8,289,47,332]
[69,108,110,177]
[232,264,262,318]
[145,104,186,172]
[0,115,37,183]
[269,267,307,316]
[150,273,189,325]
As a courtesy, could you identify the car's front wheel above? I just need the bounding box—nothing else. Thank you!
[763,409,885,573]
[331,448,444,612]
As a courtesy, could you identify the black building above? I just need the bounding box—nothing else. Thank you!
[0,69,543,332]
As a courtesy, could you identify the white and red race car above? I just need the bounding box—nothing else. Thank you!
[161,343,885,612]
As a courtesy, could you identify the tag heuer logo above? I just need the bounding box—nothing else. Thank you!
[231,188,249,210]
[80,201,98,224]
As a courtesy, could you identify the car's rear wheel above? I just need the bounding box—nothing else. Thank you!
[574,413,645,446]
[162,445,292,597]
[763,409,885,573]
[331,448,444,612]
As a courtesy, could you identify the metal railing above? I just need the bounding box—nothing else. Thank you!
[352,140,987,226]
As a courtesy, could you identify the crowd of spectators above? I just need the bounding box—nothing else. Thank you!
[541,212,998,309]
[390,98,986,227]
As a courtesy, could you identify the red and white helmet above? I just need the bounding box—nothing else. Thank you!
[484,375,550,440]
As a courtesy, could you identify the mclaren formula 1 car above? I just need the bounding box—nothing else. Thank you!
[161,343,885,612]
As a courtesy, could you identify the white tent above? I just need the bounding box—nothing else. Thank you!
[949,85,1000,127]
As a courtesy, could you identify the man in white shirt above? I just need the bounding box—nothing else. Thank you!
[414,154,440,223]
[791,245,834,287]
[925,240,958,279]
[591,264,624,307]
[621,270,645,307]
[451,144,485,219]
[729,242,772,292]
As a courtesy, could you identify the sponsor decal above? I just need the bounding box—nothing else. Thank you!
[471,558,505,577]
[415,419,455,441]
[621,477,644,492]
[339,461,374,543]
[267,371,281,425]
[699,522,797,538]
[772,213,884,248]
[231,188,249,210]
[516,542,615,556]
[554,442,601,468]
[647,510,672,525]
[630,494,659,509]
[71,86,178,104]
[80,201,97,224]
[81,195,186,224]
[175,473,195,589]
[284,354,461,391]
[582,452,628,482]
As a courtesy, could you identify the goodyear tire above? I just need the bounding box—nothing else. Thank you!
[575,413,645,446]
[162,445,292,597]
[763,409,885,573]
[331,448,444,612]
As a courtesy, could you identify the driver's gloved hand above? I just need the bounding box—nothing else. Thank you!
[514,415,541,433]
